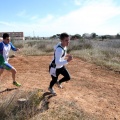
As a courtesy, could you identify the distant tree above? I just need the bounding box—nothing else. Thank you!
[91,33,97,38]
[75,34,81,39]
[71,34,81,40]
[50,35,57,39]
[56,34,60,37]
[116,33,120,39]
[82,33,91,39]
[101,36,107,40]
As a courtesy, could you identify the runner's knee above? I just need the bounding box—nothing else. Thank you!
[65,75,71,81]
[11,68,17,74]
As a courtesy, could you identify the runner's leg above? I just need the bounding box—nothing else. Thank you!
[59,66,71,84]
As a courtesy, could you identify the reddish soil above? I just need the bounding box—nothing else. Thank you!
[0,55,120,120]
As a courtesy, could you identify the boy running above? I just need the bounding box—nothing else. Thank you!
[0,33,21,87]
[48,33,72,94]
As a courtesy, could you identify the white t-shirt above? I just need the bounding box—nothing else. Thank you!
[52,42,68,68]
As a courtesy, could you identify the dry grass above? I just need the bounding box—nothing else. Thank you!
[12,40,58,56]
[70,39,120,71]
[30,99,96,120]
[0,89,44,120]
[12,39,120,71]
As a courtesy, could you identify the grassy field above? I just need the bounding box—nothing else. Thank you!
[12,38,120,71]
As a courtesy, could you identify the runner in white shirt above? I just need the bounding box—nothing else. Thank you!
[48,33,73,94]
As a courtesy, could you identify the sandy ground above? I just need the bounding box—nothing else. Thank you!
[0,55,120,120]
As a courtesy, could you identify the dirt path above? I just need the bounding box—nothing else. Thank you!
[0,56,120,120]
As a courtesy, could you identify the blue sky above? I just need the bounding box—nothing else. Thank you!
[0,0,120,36]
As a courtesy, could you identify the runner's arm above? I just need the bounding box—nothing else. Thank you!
[55,48,68,66]
[0,42,3,51]
[10,42,17,51]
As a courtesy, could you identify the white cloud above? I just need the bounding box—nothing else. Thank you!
[0,0,120,36]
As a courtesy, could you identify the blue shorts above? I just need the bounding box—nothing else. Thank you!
[0,62,13,70]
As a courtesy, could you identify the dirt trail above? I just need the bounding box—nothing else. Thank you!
[0,56,120,120]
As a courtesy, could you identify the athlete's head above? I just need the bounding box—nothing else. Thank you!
[60,33,70,47]
[3,33,10,44]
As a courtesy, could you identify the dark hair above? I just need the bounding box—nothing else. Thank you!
[60,33,69,40]
[3,33,9,39]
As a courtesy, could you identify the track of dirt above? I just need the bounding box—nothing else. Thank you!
[0,55,120,120]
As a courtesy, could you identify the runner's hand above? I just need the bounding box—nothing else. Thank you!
[67,55,73,62]
[16,48,20,51]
